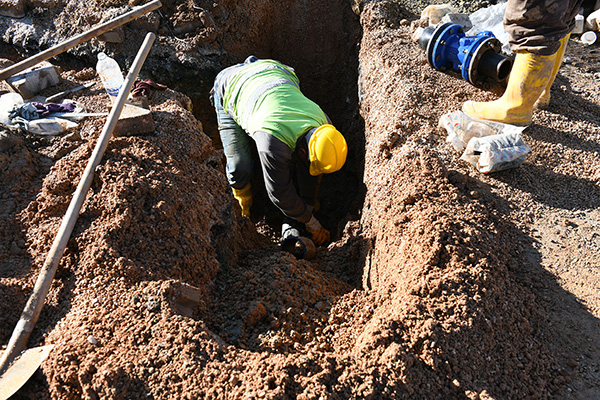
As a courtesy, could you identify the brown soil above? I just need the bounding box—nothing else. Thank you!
[1,1,600,399]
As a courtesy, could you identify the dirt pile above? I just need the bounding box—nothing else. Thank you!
[0,69,263,397]
[1,0,600,399]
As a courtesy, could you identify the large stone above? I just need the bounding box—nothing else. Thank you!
[113,103,155,136]
[6,61,61,99]
[0,0,25,19]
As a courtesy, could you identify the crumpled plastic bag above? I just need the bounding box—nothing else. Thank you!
[421,4,456,26]
[9,102,39,120]
[11,116,79,135]
[0,92,24,126]
[2,97,83,135]
[438,110,526,152]
[460,132,531,173]
[586,9,600,31]
[468,2,511,54]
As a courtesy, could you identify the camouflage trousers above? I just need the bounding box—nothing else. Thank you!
[505,0,584,55]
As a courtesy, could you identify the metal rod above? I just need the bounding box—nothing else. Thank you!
[45,82,95,103]
[0,32,156,376]
[0,0,161,82]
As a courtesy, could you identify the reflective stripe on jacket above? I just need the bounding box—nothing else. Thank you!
[222,59,327,150]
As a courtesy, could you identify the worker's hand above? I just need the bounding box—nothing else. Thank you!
[305,215,330,245]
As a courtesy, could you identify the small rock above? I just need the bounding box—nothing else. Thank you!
[146,296,160,312]
[269,337,282,348]
[130,12,161,33]
[127,95,149,110]
[289,330,301,342]
[269,317,281,329]
[87,335,98,345]
[440,13,472,30]
[64,131,81,142]
[246,301,268,327]
[173,282,202,317]
[318,342,330,351]
[400,19,409,26]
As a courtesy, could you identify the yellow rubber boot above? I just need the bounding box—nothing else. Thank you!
[535,33,570,110]
[462,50,557,126]
[232,183,252,218]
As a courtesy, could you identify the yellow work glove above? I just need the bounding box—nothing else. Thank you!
[305,215,330,245]
[232,184,252,218]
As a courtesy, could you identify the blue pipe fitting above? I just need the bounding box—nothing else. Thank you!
[419,23,513,85]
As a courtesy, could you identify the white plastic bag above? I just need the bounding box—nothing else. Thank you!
[468,2,511,54]
[460,132,531,173]
[0,92,24,126]
[438,110,526,152]
[586,9,600,31]
[23,117,79,135]
[6,99,84,135]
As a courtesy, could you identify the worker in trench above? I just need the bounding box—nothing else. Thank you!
[462,0,584,125]
[210,56,348,246]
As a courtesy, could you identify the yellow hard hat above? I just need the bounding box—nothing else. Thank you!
[308,124,347,176]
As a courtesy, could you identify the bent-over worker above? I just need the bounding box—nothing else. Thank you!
[210,56,348,245]
[463,0,583,125]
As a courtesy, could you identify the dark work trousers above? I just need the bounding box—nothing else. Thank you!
[504,0,584,55]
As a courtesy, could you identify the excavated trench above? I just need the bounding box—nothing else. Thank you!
[180,0,365,248]
[1,0,592,398]
[144,0,366,283]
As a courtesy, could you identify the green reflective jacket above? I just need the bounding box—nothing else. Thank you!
[222,59,327,150]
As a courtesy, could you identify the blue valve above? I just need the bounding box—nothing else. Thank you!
[419,23,513,85]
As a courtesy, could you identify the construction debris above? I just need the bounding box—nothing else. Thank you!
[6,62,61,99]
[113,103,155,136]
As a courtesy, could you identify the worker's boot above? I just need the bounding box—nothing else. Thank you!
[462,50,557,126]
[232,183,252,218]
[534,33,570,110]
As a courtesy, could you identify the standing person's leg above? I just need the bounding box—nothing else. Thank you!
[504,0,582,54]
[535,33,571,109]
[462,0,583,125]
